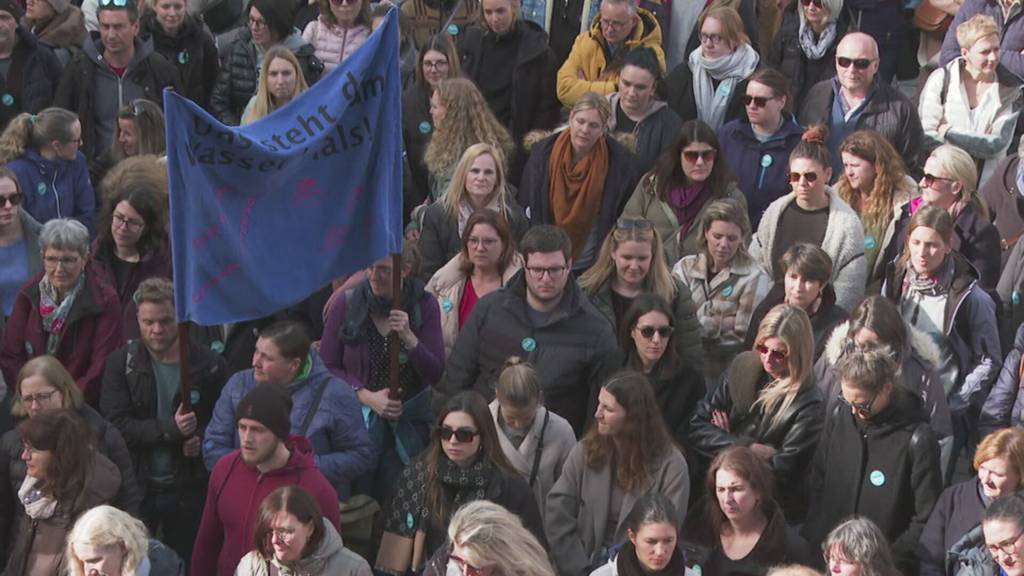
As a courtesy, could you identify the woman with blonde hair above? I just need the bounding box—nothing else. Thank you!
[519,92,642,270]
[424,78,514,201]
[302,0,371,72]
[837,130,919,292]
[673,198,772,382]
[578,217,703,371]
[418,143,528,280]
[425,500,556,576]
[66,505,182,576]
[92,99,167,185]
[241,46,310,125]
[689,304,823,522]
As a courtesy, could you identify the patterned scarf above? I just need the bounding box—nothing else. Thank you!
[798,13,838,60]
[38,273,85,355]
[18,475,57,520]
[901,256,954,328]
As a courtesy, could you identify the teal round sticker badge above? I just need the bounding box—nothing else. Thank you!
[442,298,453,313]
[447,23,459,35]
[211,340,225,353]
[717,84,731,98]
[418,121,432,134]
[406,512,415,530]
[521,337,537,352]
[1015,291,1022,306]
[865,236,877,250]
[722,285,734,297]
[191,390,201,405]
[869,470,886,487]
[399,352,409,364]
[759,154,772,168]
[1,93,13,107]
[36,182,46,195]
[178,51,189,64]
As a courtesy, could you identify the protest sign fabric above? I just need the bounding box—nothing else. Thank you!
[165,12,402,325]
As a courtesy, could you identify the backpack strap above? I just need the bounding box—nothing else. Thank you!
[528,409,551,488]
[299,378,330,436]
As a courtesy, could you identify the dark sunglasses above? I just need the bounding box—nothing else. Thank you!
[743,95,773,108]
[756,344,788,363]
[99,0,130,6]
[837,392,878,418]
[836,57,874,70]
[637,325,674,339]
[616,217,653,231]
[330,0,360,5]
[800,0,824,7]
[438,426,479,443]
[789,171,819,183]
[921,172,955,188]
[0,192,24,207]
[683,149,716,163]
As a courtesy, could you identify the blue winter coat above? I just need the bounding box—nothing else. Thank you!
[202,353,375,499]
[6,148,95,233]
[717,116,803,228]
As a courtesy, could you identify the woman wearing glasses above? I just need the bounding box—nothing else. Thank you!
[235,486,370,576]
[547,371,689,576]
[301,0,371,73]
[765,0,846,109]
[210,0,323,126]
[920,15,1022,188]
[0,219,123,405]
[956,494,1024,576]
[920,428,1024,576]
[578,217,703,373]
[622,119,746,265]
[665,7,759,131]
[749,125,866,312]
[376,391,544,576]
[0,168,42,319]
[519,92,640,271]
[418,143,527,282]
[672,198,772,383]
[802,349,943,575]
[717,68,804,229]
[835,130,918,293]
[690,304,822,522]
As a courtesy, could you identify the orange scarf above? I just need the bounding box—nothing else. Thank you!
[547,130,609,259]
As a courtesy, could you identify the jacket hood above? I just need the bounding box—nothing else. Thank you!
[22,147,73,171]
[84,33,156,70]
[725,114,804,147]
[23,6,86,47]
[863,384,930,433]
[280,435,318,472]
[273,518,345,573]
[606,92,669,128]
[76,451,122,511]
[522,127,638,153]
[823,319,944,372]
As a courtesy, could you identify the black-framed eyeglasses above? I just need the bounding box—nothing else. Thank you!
[837,391,879,418]
[438,426,479,443]
[836,57,874,70]
[616,217,653,231]
[112,212,145,232]
[525,265,566,279]
[0,192,23,207]
[987,527,1024,556]
[699,33,723,45]
[921,172,955,188]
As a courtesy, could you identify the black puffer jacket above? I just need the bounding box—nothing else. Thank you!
[689,351,823,522]
[209,29,324,125]
[802,387,943,575]
[0,27,62,134]
[141,12,219,109]
[765,2,848,109]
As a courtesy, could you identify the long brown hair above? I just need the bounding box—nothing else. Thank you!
[836,130,909,230]
[458,208,517,275]
[18,410,96,502]
[898,204,954,271]
[653,120,735,203]
[577,218,677,302]
[583,371,675,493]
[704,446,775,537]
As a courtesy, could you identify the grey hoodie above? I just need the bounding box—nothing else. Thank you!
[233,518,372,576]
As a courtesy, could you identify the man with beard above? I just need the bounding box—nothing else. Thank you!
[190,384,341,576]
[0,0,61,133]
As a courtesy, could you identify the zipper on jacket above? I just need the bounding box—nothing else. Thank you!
[51,171,61,218]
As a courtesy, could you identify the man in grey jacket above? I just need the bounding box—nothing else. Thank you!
[437,225,619,435]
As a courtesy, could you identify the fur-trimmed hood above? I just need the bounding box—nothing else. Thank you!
[522,127,637,153]
[823,319,944,371]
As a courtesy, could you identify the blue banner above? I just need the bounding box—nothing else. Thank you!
[165,11,403,325]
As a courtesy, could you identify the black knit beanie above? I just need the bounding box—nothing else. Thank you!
[236,384,292,441]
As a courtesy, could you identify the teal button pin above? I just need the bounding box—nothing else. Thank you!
[717,84,731,97]
[722,285,734,297]
[211,340,225,353]
[1,93,13,107]
[406,512,414,530]
[36,182,46,195]
[178,50,189,64]
[869,470,885,487]
[418,121,432,134]
[399,352,409,364]
[25,342,33,355]
[447,23,459,35]
[442,298,453,313]
[865,236,877,250]
[521,337,537,352]
[191,390,201,405]
[759,154,772,168]
[1014,291,1021,306]
[204,439,214,450]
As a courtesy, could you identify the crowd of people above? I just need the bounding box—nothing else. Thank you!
[6,0,1024,574]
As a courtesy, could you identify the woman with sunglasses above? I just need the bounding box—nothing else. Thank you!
[418,143,528,282]
[821,518,901,576]
[690,303,822,522]
[519,92,640,271]
[242,46,310,125]
[578,217,703,372]
[673,198,772,383]
[140,0,218,108]
[765,0,847,109]
[749,125,866,312]
[403,34,461,214]
[617,294,705,449]
[919,428,1024,576]
[547,371,689,576]
[376,391,545,576]
[210,0,323,126]
[802,349,943,575]
[881,205,1000,482]
[682,446,816,576]
[622,119,746,265]
[0,167,42,319]
[302,0,371,73]
[426,208,523,358]
[835,130,918,294]
[665,6,759,131]
[920,15,1021,188]
[717,68,804,229]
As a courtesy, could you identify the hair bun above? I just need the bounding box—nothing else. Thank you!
[802,124,829,145]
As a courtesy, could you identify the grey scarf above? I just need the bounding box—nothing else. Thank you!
[798,13,838,60]
[688,43,760,130]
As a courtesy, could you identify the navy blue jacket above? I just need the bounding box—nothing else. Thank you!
[6,148,95,233]
[718,116,803,228]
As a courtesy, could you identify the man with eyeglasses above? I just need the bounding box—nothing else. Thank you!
[54,0,181,160]
[802,348,942,576]
[0,0,62,134]
[798,31,925,178]
[554,0,665,108]
[437,225,618,435]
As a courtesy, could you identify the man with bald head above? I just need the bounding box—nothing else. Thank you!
[799,32,925,177]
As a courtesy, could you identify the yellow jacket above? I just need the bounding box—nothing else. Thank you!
[556,8,666,107]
